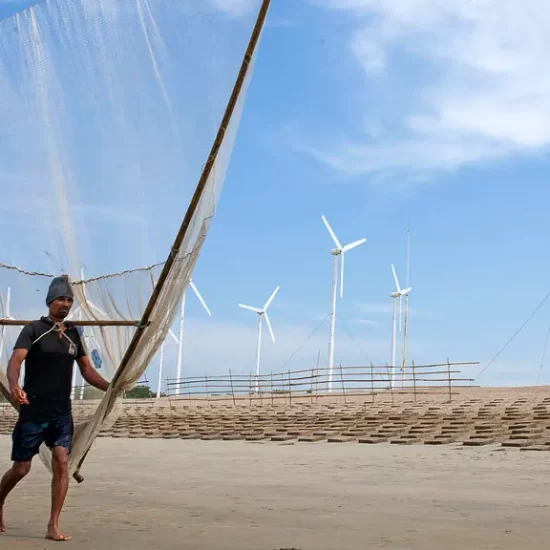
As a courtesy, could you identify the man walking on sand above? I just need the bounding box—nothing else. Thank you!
[0,275,110,541]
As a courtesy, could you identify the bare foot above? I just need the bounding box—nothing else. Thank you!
[45,524,71,541]
[0,502,5,532]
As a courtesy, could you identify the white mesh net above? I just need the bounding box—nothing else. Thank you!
[0,0,267,479]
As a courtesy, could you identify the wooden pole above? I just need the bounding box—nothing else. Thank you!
[447,357,452,402]
[370,361,374,403]
[229,369,236,407]
[412,360,417,402]
[0,319,142,327]
[288,370,292,407]
[340,363,346,404]
[71,0,272,483]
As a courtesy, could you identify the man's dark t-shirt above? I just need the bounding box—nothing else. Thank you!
[14,317,86,423]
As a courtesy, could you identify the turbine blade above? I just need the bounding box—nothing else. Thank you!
[190,281,212,316]
[264,312,276,343]
[391,264,401,293]
[169,328,179,344]
[321,215,342,249]
[342,238,366,252]
[238,304,262,313]
[402,286,412,295]
[263,285,280,310]
[340,252,345,298]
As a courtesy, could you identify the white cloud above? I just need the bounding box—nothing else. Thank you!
[354,318,384,328]
[355,302,394,315]
[307,0,550,180]
[355,301,419,318]
[209,0,259,17]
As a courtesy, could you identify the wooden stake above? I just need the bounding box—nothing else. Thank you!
[447,357,452,402]
[412,360,417,402]
[370,361,375,403]
[229,369,236,407]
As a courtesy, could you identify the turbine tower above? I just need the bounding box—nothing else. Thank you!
[239,285,279,393]
[321,215,366,392]
[400,230,412,386]
[172,279,212,396]
[390,264,411,389]
[156,326,181,398]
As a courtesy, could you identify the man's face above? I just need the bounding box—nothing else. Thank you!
[48,296,74,320]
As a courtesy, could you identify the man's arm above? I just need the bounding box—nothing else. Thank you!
[7,349,30,404]
[76,356,110,392]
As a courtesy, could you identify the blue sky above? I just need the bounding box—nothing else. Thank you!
[1,0,550,389]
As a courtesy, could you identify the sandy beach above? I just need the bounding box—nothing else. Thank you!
[0,435,548,550]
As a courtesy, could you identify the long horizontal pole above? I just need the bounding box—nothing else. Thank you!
[0,319,143,327]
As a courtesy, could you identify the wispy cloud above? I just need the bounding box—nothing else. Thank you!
[266,16,297,28]
[306,0,550,181]
[355,302,394,315]
[354,318,384,328]
[355,301,417,317]
[209,0,259,17]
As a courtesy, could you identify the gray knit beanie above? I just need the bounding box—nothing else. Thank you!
[46,275,74,305]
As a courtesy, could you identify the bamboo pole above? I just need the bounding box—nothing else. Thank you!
[0,319,142,327]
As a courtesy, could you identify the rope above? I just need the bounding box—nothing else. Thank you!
[341,322,374,365]
[477,289,550,378]
[276,314,329,372]
[0,216,215,283]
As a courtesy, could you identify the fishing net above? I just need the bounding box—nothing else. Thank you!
[0,0,266,478]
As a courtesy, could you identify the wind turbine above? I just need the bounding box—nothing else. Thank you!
[172,279,212,396]
[390,264,411,389]
[238,285,279,393]
[321,215,366,392]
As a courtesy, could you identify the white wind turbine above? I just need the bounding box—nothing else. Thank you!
[321,215,366,392]
[390,264,411,389]
[238,286,279,393]
[170,279,212,397]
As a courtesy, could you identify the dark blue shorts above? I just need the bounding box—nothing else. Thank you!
[11,414,74,463]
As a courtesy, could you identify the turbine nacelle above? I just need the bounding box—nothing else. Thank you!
[322,215,366,298]
[238,285,279,343]
[390,264,412,332]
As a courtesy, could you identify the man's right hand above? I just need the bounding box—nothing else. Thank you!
[10,387,29,405]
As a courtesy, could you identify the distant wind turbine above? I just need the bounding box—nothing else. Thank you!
[172,279,212,397]
[390,264,411,389]
[321,215,366,392]
[239,286,279,393]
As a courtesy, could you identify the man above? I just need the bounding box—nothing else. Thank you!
[0,275,110,541]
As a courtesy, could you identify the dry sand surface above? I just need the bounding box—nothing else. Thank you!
[0,436,549,550]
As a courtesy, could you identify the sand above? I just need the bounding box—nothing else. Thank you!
[0,436,549,550]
